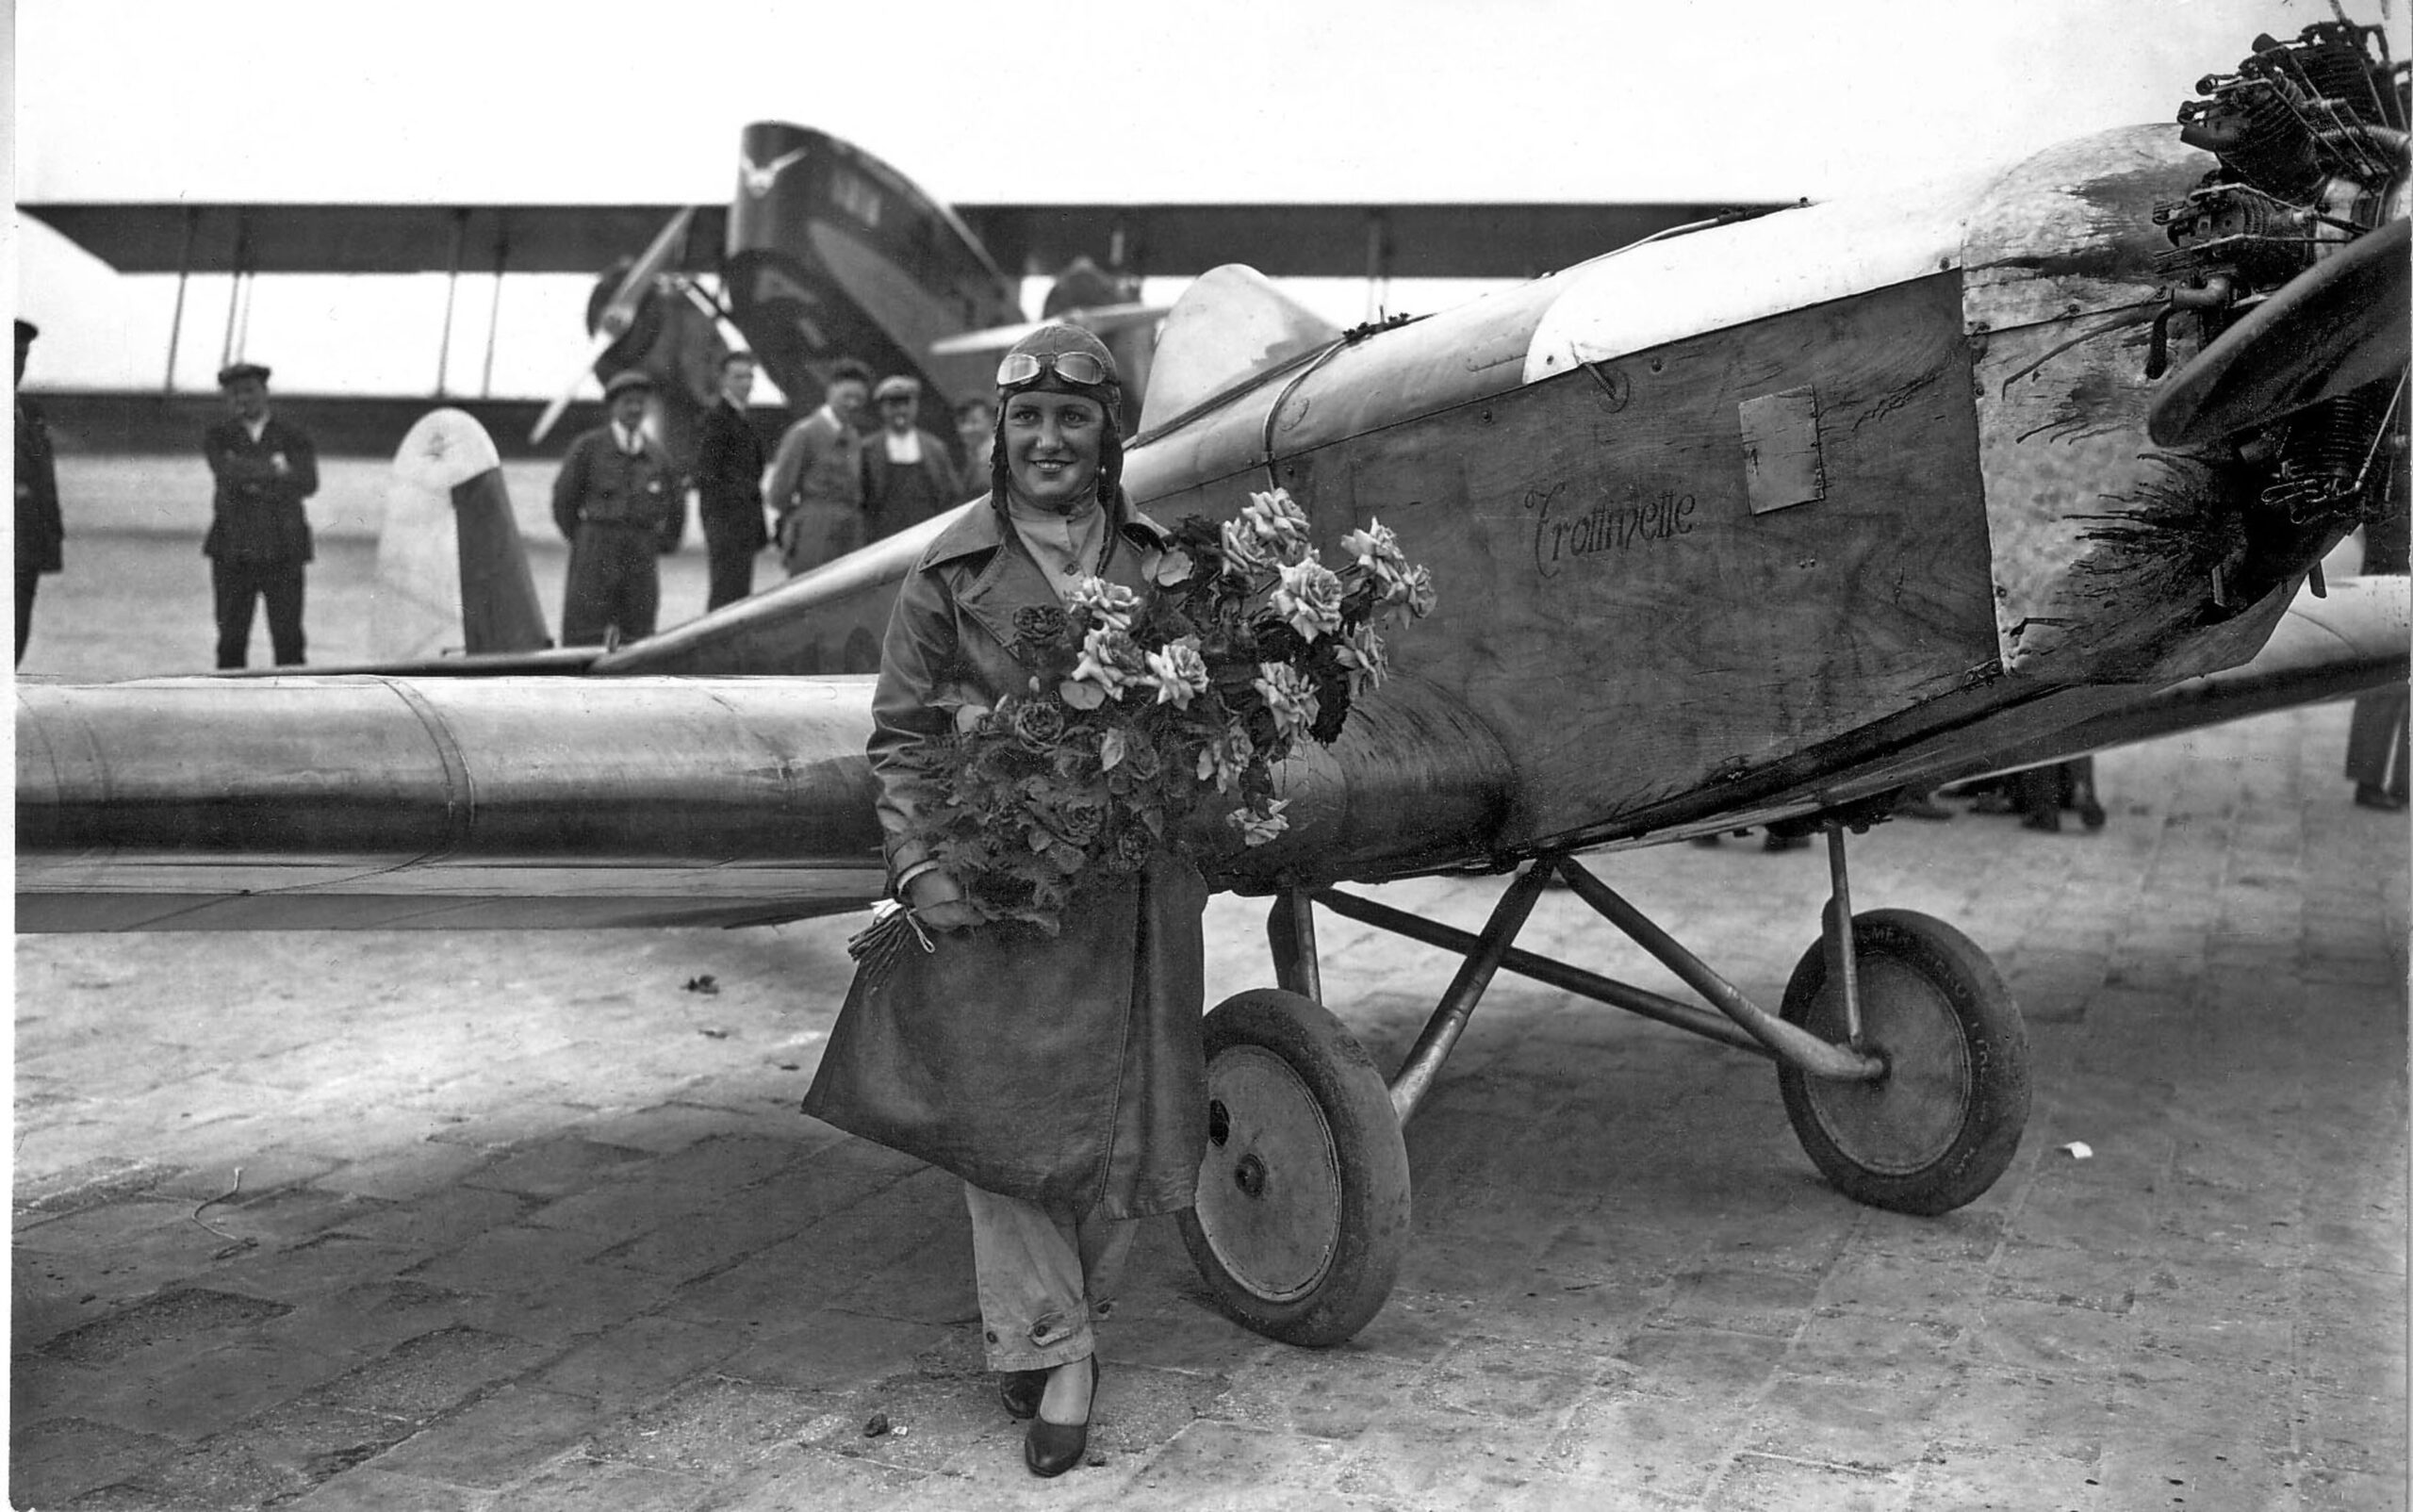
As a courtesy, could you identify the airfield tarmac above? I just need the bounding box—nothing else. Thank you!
[11,481,2411,1510]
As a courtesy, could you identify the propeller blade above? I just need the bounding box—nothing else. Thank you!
[928,320,1046,358]
[596,207,698,341]
[1057,301,1170,333]
[529,328,620,445]
[2149,218,2411,448]
[928,303,1169,358]
[530,208,699,445]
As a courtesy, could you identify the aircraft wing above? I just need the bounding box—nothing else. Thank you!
[20,204,730,276]
[25,199,1780,282]
[955,202,1787,279]
[15,576,2402,934]
[1949,574,2410,777]
[14,675,887,931]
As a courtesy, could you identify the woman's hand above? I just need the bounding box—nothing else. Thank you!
[905,868,985,931]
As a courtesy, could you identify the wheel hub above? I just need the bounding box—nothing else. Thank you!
[1801,955,1971,1174]
[1191,1044,1342,1303]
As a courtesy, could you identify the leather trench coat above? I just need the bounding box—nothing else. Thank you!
[803,493,1208,1220]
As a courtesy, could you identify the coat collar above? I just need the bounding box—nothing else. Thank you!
[937,493,1173,662]
[587,422,665,462]
[925,491,1169,568]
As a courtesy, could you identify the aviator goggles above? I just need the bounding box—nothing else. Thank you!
[995,350,1109,387]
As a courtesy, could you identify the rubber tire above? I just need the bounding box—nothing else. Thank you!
[1177,989,1411,1348]
[1776,909,2030,1216]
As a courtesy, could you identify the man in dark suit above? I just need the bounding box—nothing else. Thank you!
[15,319,63,666]
[860,374,966,543]
[202,362,320,667]
[552,369,684,647]
[694,351,770,609]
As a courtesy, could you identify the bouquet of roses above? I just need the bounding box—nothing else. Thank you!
[909,487,1436,933]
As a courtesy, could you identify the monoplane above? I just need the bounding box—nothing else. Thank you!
[18,23,2409,1346]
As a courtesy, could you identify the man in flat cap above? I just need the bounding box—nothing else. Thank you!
[15,320,62,666]
[551,368,684,646]
[763,356,871,577]
[859,372,965,544]
[693,351,770,610]
[202,361,320,668]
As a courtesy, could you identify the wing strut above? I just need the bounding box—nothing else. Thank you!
[479,231,510,398]
[435,210,468,397]
[219,213,253,370]
[163,206,196,393]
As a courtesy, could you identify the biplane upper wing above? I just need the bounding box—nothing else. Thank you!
[19,203,732,276]
[950,202,1787,279]
[24,200,1779,281]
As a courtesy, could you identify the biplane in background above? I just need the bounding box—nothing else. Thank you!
[17,22,2409,1348]
[22,122,1772,461]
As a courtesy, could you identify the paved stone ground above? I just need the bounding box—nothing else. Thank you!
[12,532,2410,1509]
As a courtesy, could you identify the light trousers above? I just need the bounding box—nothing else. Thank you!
[963,1183,1138,1372]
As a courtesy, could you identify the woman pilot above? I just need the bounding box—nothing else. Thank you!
[803,324,1208,1478]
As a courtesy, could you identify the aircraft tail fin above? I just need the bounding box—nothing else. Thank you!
[1136,266,1340,436]
[375,409,551,661]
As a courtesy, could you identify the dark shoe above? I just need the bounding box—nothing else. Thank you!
[1896,795,1953,821]
[1762,830,1805,851]
[2355,782,2408,812]
[1024,1357,1098,1478]
[999,1369,1045,1422]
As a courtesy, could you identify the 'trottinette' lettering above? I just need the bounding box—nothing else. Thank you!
[1523,480,1698,580]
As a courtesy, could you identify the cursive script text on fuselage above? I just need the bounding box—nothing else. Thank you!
[1525,481,1698,580]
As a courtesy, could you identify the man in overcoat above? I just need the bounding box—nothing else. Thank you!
[803,326,1204,1478]
[201,362,319,668]
[551,369,684,647]
[858,373,965,542]
[15,320,62,666]
[694,351,770,610]
[763,357,871,576]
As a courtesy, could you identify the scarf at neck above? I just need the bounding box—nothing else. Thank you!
[1005,494,1108,600]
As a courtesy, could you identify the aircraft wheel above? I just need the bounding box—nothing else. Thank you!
[1177,989,1410,1348]
[1776,910,2029,1216]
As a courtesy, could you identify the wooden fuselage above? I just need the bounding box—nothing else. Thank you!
[607,124,2333,887]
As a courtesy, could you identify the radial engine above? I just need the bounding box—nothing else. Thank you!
[2154,20,2410,533]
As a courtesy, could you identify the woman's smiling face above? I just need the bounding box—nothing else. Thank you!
[1003,390,1105,512]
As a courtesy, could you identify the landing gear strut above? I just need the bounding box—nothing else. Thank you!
[1178,827,2031,1346]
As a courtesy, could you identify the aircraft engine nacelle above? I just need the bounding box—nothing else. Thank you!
[725,122,1022,419]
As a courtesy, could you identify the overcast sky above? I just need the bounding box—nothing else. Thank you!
[10,0,2402,396]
